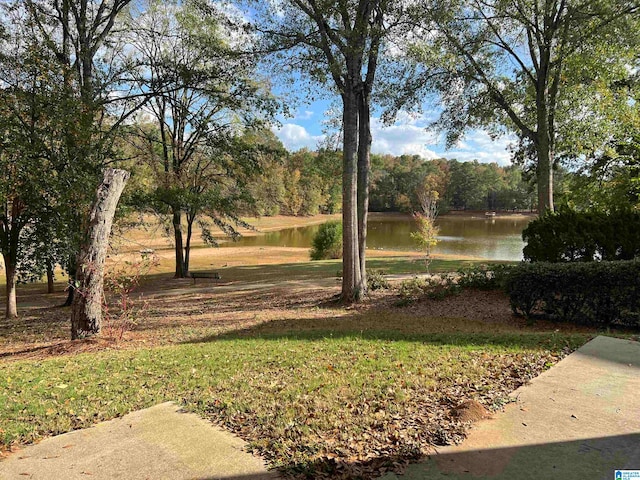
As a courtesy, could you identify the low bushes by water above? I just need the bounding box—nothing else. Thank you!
[397,263,514,305]
[456,263,513,290]
[397,274,461,304]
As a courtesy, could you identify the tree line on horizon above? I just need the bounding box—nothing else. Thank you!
[245,141,636,216]
[244,145,538,216]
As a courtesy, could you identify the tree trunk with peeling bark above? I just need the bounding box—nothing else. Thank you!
[71,168,130,339]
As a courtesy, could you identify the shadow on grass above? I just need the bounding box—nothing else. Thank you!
[0,343,60,359]
[136,288,338,327]
[135,257,476,289]
[184,313,592,351]
[0,304,69,343]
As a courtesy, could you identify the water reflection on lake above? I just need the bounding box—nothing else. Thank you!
[225,214,534,261]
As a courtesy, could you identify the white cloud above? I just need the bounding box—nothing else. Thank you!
[272,123,325,151]
[272,114,514,165]
[294,109,314,120]
[441,131,515,165]
[390,110,438,126]
[371,116,440,159]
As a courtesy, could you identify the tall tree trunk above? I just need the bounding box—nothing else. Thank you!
[357,92,372,290]
[185,216,194,276]
[4,256,18,319]
[341,88,363,302]
[535,133,554,214]
[46,262,55,294]
[535,62,554,214]
[173,210,186,278]
[2,203,21,318]
[71,169,130,339]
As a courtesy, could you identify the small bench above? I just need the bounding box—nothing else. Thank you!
[190,271,221,284]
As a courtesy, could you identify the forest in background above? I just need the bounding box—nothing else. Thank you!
[239,145,538,216]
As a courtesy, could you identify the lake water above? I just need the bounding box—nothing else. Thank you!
[226,214,533,261]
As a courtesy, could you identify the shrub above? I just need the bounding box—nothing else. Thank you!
[504,260,640,327]
[456,263,513,290]
[523,207,640,262]
[367,269,390,291]
[101,252,159,340]
[398,274,460,304]
[310,221,342,260]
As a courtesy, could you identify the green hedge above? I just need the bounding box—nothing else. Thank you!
[522,207,640,262]
[504,261,640,327]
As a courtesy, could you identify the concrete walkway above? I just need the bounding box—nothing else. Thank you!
[382,335,640,479]
[0,403,278,480]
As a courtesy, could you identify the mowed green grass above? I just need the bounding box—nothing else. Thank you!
[0,257,479,289]
[188,257,483,284]
[0,328,590,476]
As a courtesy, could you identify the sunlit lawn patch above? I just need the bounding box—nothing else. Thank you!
[0,329,590,478]
[185,257,482,284]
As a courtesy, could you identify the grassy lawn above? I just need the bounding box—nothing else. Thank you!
[0,325,590,477]
[186,257,480,284]
[0,257,494,352]
[0,268,602,478]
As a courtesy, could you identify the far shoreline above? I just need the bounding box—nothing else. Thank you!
[368,210,537,221]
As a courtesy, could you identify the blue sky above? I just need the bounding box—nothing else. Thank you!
[228,1,517,165]
[271,97,516,165]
